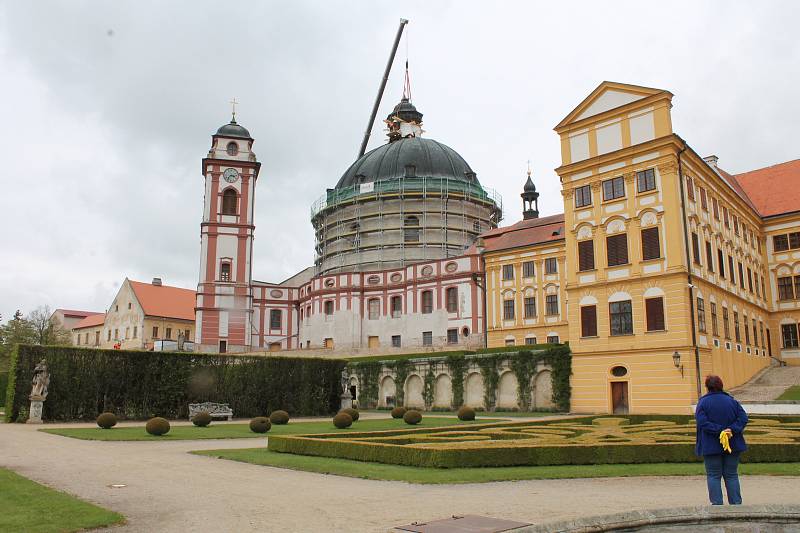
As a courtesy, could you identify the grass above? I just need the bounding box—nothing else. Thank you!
[194,448,800,484]
[40,416,501,441]
[778,385,800,401]
[364,409,561,418]
[0,467,124,532]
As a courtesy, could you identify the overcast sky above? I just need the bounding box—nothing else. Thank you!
[1,1,798,322]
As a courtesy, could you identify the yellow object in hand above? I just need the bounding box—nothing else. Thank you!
[719,430,732,453]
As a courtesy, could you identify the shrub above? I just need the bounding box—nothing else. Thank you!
[340,407,359,421]
[333,412,353,429]
[249,417,271,434]
[145,417,170,436]
[390,406,407,419]
[270,410,290,425]
[457,406,475,421]
[192,411,212,427]
[96,412,117,429]
[403,410,422,425]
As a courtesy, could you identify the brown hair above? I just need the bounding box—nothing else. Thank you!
[705,375,724,393]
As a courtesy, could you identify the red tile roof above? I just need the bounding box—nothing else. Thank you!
[55,309,99,319]
[479,214,566,253]
[129,280,196,321]
[72,313,106,329]
[732,159,800,218]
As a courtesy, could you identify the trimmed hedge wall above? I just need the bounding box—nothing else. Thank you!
[0,372,7,408]
[5,345,346,422]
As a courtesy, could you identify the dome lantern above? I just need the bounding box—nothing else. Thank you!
[521,165,540,220]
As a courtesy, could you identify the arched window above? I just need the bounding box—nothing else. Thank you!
[404,216,419,243]
[421,290,433,314]
[222,189,238,215]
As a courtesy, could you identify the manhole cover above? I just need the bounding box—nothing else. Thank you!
[394,515,531,533]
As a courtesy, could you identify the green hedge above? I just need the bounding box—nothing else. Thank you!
[5,345,346,422]
[0,372,7,408]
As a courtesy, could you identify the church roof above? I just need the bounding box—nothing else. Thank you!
[72,313,106,330]
[731,159,800,218]
[129,280,196,321]
[335,137,478,189]
[215,119,251,139]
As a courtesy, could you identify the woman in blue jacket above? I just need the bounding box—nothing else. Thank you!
[695,374,748,505]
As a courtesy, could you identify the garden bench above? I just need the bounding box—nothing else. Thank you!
[189,402,233,421]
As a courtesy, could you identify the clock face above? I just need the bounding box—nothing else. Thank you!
[223,168,239,183]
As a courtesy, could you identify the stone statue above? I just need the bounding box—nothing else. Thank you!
[341,369,350,395]
[340,369,353,410]
[28,359,50,424]
[30,359,50,400]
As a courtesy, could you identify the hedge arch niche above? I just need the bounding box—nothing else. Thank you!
[464,372,485,409]
[379,375,396,408]
[533,370,555,410]
[496,371,519,409]
[433,373,452,409]
[405,374,425,409]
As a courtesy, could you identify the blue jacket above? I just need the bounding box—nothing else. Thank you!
[695,391,748,456]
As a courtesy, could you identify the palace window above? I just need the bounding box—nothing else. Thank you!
[525,337,537,345]
[718,249,725,279]
[606,234,629,266]
[738,262,745,289]
[778,276,795,300]
[610,300,633,336]
[774,232,800,252]
[641,227,660,261]
[107,329,111,341]
[783,324,799,349]
[185,329,190,340]
[125,327,130,339]
[602,176,625,201]
[691,233,701,265]
[503,299,515,320]
[697,297,706,333]
[705,242,714,272]
[734,311,741,342]
[391,296,402,318]
[270,309,282,329]
[502,264,515,280]
[446,287,458,313]
[421,290,433,314]
[165,328,172,340]
[686,176,695,201]
[792,232,800,249]
[505,338,516,347]
[391,335,401,348]
[645,297,665,332]
[545,258,558,274]
[524,296,536,318]
[368,298,380,320]
[581,305,597,337]
[578,240,595,271]
[747,268,753,293]
[699,187,708,211]
[723,307,730,339]
[324,300,334,316]
[114,328,119,340]
[734,216,740,236]
[226,142,238,156]
[760,322,766,350]
[712,197,720,220]
[545,294,559,316]
[575,185,592,207]
[422,331,433,346]
[711,302,719,337]
[753,318,758,347]
[744,318,750,346]
[547,335,560,344]
[522,261,535,278]
[403,216,420,243]
[447,328,458,344]
[728,256,735,284]
[222,188,237,215]
[636,168,656,193]
[220,261,232,282]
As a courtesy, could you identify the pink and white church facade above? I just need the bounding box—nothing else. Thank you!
[195,101,502,354]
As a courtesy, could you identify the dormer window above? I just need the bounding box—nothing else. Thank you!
[226,142,239,156]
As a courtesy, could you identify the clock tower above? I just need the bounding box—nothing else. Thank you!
[195,113,261,353]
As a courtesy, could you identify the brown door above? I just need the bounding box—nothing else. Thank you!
[611,382,629,414]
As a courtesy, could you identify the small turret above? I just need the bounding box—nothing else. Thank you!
[521,166,539,220]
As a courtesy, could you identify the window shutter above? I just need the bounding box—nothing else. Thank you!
[578,240,595,271]
[581,306,597,337]
[607,234,628,266]
[646,297,665,331]
[641,227,660,260]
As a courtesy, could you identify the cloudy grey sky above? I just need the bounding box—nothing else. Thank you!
[1,1,798,321]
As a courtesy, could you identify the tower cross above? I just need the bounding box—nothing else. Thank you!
[230,97,239,121]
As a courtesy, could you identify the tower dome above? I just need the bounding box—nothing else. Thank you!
[215,118,251,139]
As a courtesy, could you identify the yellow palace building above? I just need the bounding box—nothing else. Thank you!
[483,81,800,414]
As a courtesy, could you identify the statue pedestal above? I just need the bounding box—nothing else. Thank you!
[340,391,353,411]
[27,396,44,424]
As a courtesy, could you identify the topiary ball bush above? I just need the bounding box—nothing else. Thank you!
[249,417,271,434]
[145,417,171,436]
[192,411,212,427]
[340,407,359,421]
[96,412,117,429]
[333,412,353,429]
[403,409,422,425]
[270,410,290,425]
[457,406,476,421]
[391,406,407,419]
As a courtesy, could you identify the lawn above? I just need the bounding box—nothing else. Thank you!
[778,385,800,401]
[363,409,560,418]
[193,448,800,484]
[0,467,124,532]
[40,416,500,441]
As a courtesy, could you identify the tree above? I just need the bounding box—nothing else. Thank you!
[0,310,37,370]
[27,306,72,346]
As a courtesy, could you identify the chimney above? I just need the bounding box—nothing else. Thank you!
[152,277,162,286]
[703,155,719,168]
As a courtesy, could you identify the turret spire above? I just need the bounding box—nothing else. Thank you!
[521,162,540,220]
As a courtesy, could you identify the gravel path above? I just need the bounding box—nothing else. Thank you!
[1,423,798,533]
[729,366,800,401]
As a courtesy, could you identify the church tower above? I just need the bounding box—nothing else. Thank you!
[195,108,261,353]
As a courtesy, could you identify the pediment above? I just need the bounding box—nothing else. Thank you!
[556,81,670,130]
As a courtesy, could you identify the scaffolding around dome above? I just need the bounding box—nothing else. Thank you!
[311,175,502,274]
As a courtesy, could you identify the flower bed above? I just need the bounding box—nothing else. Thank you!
[267,416,800,468]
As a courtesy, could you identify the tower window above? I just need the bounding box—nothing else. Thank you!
[222,188,238,215]
[270,309,282,329]
[421,290,433,314]
[226,142,239,156]
[220,261,232,282]
[446,287,458,313]
[404,216,419,243]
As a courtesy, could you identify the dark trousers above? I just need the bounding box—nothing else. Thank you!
[703,452,742,505]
